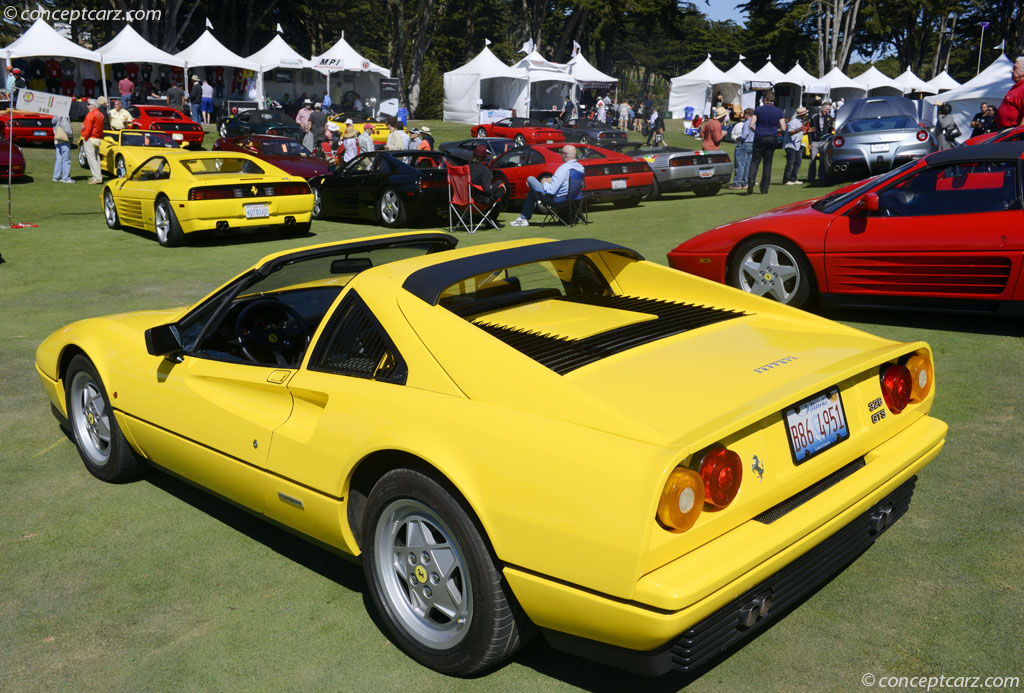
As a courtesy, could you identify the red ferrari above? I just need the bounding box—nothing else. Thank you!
[129,105,205,146]
[668,141,1024,315]
[964,125,1024,147]
[0,111,54,144]
[212,134,329,179]
[0,139,26,179]
[472,117,564,146]
[490,143,653,207]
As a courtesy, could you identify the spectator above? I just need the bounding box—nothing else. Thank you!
[11,68,25,101]
[595,98,606,124]
[701,106,727,150]
[200,79,214,124]
[353,94,364,113]
[834,97,845,113]
[970,102,994,138]
[358,122,376,155]
[340,124,359,163]
[728,108,754,190]
[96,95,110,128]
[295,99,312,131]
[995,57,1024,129]
[468,143,504,224]
[782,105,807,184]
[645,106,661,145]
[420,126,434,149]
[5,65,14,93]
[806,101,833,184]
[509,144,584,227]
[385,117,409,150]
[934,103,959,150]
[308,102,328,152]
[321,89,332,114]
[118,74,134,105]
[746,90,786,195]
[410,128,430,151]
[166,81,185,111]
[82,99,105,184]
[188,75,202,123]
[560,95,576,123]
[51,113,74,183]
[109,99,133,130]
[327,121,341,152]
[618,99,629,130]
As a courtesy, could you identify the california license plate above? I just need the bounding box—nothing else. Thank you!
[244,203,269,219]
[611,178,626,190]
[698,167,714,178]
[870,143,889,152]
[34,130,46,136]
[784,387,849,464]
[172,133,184,141]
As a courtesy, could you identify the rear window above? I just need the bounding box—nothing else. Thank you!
[181,158,265,175]
[840,116,918,134]
[144,108,181,119]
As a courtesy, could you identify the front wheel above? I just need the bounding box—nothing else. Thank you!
[219,122,228,137]
[363,468,532,676]
[729,237,814,308]
[378,188,407,228]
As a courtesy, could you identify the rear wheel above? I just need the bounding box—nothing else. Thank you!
[78,143,88,168]
[513,134,526,147]
[694,183,721,197]
[114,155,127,178]
[729,237,814,308]
[643,177,661,201]
[378,188,407,228]
[579,134,590,145]
[219,122,228,137]
[311,185,325,219]
[154,198,184,247]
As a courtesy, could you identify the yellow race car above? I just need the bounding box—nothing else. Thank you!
[78,129,188,178]
[101,150,314,246]
[36,232,946,676]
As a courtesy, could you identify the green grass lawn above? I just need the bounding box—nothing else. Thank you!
[1,119,1021,691]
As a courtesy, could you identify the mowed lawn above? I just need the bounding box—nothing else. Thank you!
[1,119,1021,692]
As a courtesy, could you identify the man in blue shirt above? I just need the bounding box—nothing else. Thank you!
[745,91,786,195]
[321,89,332,114]
[510,145,584,227]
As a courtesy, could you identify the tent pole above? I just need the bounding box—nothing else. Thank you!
[101,58,108,103]
[7,50,13,227]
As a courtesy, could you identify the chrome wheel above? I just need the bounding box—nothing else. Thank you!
[312,186,322,218]
[78,144,87,168]
[513,134,526,146]
[115,155,126,178]
[736,243,802,304]
[373,498,473,650]
[154,203,170,244]
[219,122,227,137]
[380,190,400,225]
[69,370,111,468]
[103,189,118,227]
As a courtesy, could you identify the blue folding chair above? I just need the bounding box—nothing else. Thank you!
[541,168,588,227]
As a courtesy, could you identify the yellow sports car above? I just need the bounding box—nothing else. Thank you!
[327,115,405,149]
[77,129,187,178]
[101,151,314,246]
[36,232,946,677]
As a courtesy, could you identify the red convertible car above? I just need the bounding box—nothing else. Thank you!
[490,143,653,207]
[212,134,329,179]
[667,142,1024,316]
[0,139,26,179]
[472,117,565,146]
[0,111,54,144]
[129,105,205,147]
[964,124,1024,147]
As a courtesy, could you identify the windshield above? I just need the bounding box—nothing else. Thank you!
[811,161,917,214]
[261,139,306,156]
[120,131,176,148]
[181,157,266,175]
[261,111,296,125]
[840,116,919,134]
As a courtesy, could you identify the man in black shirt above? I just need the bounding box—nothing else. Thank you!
[806,101,834,184]
[166,81,185,112]
[970,102,994,138]
[308,103,328,155]
[468,144,504,226]
[188,75,202,123]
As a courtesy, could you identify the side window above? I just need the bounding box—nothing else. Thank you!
[493,150,524,169]
[878,161,1020,216]
[495,119,510,127]
[129,157,169,181]
[309,292,407,384]
[526,149,545,165]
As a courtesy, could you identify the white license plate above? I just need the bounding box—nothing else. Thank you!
[698,167,714,178]
[244,203,269,219]
[611,178,627,190]
[33,130,47,136]
[172,133,184,141]
[546,140,553,144]
[784,387,849,464]
[870,143,889,153]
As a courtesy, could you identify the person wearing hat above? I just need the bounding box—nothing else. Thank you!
[82,99,106,184]
[408,128,426,151]
[419,126,434,149]
[782,105,808,184]
[327,120,341,152]
[188,75,202,123]
[340,122,359,163]
[5,65,15,93]
[357,122,376,155]
[701,106,728,151]
[10,67,26,101]
[468,144,504,227]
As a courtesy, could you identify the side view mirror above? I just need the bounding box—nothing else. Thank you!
[179,141,190,149]
[145,323,183,360]
[857,192,879,212]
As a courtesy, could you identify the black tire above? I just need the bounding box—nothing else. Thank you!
[513,134,526,147]
[613,195,642,208]
[823,168,837,186]
[363,468,532,676]
[643,177,661,201]
[579,134,590,145]
[115,155,127,178]
[103,188,120,229]
[694,183,721,197]
[311,185,325,220]
[378,188,407,228]
[728,237,815,309]
[64,355,147,483]
[154,197,184,247]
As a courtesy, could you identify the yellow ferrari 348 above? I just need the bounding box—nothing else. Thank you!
[77,128,188,178]
[101,151,314,246]
[35,232,946,677]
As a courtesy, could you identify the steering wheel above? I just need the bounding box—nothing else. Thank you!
[232,298,311,366]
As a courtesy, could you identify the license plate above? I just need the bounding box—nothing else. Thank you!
[244,203,269,219]
[870,143,889,152]
[172,133,184,141]
[546,140,553,144]
[34,130,47,136]
[698,167,714,178]
[611,178,626,190]
[784,387,849,464]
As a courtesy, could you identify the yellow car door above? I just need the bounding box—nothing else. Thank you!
[113,155,169,229]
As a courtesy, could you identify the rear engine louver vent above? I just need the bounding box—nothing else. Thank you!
[474,294,745,374]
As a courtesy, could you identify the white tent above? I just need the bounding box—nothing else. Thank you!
[821,66,867,106]
[893,68,934,94]
[248,34,312,106]
[568,53,617,90]
[752,60,788,84]
[925,70,961,93]
[97,25,185,68]
[311,35,392,116]
[852,65,902,95]
[176,30,259,71]
[723,59,756,84]
[443,47,528,124]
[754,60,800,115]
[514,50,574,111]
[668,55,736,119]
[2,19,102,98]
[925,55,1013,143]
[784,62,828,93]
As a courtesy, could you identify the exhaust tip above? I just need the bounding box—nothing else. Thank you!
[869,504,894,535]
[737,590,773,629]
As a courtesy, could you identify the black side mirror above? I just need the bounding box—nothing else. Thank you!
[145,323,183,359]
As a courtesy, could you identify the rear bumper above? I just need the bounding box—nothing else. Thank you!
[177,195,314,234]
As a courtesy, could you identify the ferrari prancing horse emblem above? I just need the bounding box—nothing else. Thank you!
[752,455,765,482]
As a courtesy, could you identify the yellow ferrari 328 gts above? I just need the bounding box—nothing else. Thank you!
[102,151,314,246]
[35,232,947,677]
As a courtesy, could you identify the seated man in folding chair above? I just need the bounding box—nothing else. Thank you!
[468,144,506,228]
[510,144,584,227]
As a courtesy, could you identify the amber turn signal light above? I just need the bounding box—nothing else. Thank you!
[905,353,933,403]
[657,467,704,532]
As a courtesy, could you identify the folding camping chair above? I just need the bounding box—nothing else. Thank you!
[541,168,588,227]
[448,164,501,233]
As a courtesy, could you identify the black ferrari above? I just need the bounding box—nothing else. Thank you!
[438,137,516,164]
[309,150,451,228]
[554,117,628,148]
[217,109,304,140]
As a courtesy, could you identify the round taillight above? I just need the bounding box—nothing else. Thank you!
[699,446,743,508]
[905,354,933,402]
[880,363,912,414]
[916,130,929,142]
[833,136,845,148]
[657,467,704,532]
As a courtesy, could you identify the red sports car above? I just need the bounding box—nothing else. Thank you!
[964,124,1024,147]
[129,105,205,146]
[667,141,1024,315]
[212,134,329,179]
[472,117,565,146]
[0,111,54,144]
[0,139,27,179]
[489,143,653,207]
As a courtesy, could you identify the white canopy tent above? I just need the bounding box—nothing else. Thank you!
[568,53,617,91]
[247,34,312,106]
[753,60,800,115]
[925,55,1013,143]
[513,50,574,112]
[176,30,261,107]
[784,62,828,93]
[925,70,961,93]
[98,25,185,68]
[723,59,756,84]
[668,55,737,119]
[821,66,867,108]
[852,65,902,95]
[311,35,392,116]
[443,46,528,124]
[2,18,102,98]
[893,68,934,95]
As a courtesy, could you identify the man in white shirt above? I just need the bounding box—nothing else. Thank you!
[510,145,585,226]
[109,99,133,130]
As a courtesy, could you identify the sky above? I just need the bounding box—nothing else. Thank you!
[700,1,747,26]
